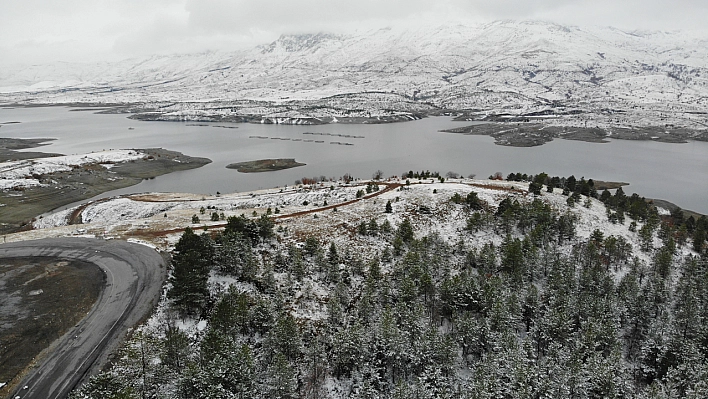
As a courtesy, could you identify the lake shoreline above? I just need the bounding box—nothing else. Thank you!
[441,123,708,147]
[1,107,706,215]
[0,141,211,234]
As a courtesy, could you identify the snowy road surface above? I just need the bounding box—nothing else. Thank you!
[0,238,165,399]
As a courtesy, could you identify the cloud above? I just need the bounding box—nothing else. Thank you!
[1,0,707,65]
[182,0,708,34]
[0,0,188,64]
[117,0,458,57]
[183,0,447,35]
[531,0,708,31]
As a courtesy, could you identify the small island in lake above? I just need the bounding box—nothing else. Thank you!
[226,158,306,173]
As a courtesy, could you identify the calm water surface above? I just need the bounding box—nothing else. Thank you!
[1,106,707,214]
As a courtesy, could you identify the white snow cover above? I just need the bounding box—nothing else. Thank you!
[0,150,145,189]
[81,198,175,224]
[33,208,73,229]
[30,178,698,269]
[656,206,671,216]
[1,21,707,130]
[0,178,42,190]
[38,183,364,228]
[126,238,157,249]
[17,177,703,399]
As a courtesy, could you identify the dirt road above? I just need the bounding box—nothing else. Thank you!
[0,238,165,399]
[126,181,404,238]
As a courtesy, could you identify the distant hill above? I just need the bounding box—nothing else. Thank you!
[2,21,707,127]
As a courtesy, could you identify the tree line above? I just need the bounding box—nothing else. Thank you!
[73,182,708,399]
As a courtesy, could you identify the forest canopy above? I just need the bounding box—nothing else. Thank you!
[73,174,708,399]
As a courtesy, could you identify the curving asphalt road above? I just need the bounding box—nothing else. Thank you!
[0,238,166,399]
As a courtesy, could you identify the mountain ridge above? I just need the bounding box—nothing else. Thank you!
[1,20,706,130]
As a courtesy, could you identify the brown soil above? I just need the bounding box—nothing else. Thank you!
[0,257,103,395]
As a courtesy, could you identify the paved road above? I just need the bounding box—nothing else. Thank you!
[0,238,166,399]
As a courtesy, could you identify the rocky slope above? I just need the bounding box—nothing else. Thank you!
[1,21,707,128]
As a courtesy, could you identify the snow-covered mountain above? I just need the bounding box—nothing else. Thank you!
[2,20,707,125]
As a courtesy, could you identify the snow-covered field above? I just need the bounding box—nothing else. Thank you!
[0,150,145,189]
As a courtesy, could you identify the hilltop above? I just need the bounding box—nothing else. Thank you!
[6,172,706,398]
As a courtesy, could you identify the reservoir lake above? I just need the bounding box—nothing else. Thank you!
[1,106,707,214]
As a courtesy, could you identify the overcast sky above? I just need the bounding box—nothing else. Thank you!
[1,0,706,66]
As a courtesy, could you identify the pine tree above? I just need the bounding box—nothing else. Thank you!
[501,234,526,284]
[168,228,212,316]
[257,214,275,240]
[265,353,298,399]
[161,323,190,372]
[73,373,135,399]
[267,312,302,362]
[327,241,339,265]
[304,236,319,256]
[466,191,483,209]
[367,218,379,236]
[303,333,328,398]
[332,323,366,378]
[565,175,577,192]
[358,221,368,235]
[529,181,542,195]
[693,225,706,253]
[396,218,415,243]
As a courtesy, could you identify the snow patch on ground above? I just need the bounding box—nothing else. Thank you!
[0,178,42,190]
[0,150,145,188]
[18,178,701,275]
[33,208,73,228]
[81,198,174,223]
[126,238,157,249]
[656,206,671,216]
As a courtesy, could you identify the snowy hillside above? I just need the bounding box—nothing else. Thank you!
[2,21,707,127]
[16,174,705,398]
